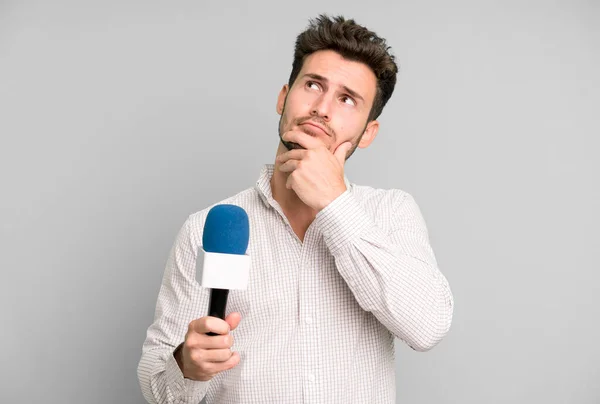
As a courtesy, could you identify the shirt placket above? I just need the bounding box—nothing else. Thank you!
[298,226,322,404]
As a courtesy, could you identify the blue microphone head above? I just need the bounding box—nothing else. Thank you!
[202,204,249,255]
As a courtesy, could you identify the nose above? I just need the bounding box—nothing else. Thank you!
[310,93,332,121]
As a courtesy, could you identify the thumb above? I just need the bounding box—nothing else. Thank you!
[225,312,242,332]
[334,142,352,165]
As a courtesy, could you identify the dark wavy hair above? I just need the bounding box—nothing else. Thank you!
[288,14,399,121]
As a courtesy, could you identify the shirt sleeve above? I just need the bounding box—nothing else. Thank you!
[137,216,211,403]
[315,189,454,351]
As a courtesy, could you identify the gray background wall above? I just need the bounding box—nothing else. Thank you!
[1,1,598,403]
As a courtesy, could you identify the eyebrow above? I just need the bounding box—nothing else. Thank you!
[302,73,365,103]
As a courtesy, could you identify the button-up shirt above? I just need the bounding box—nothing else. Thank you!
[138,164,454,403]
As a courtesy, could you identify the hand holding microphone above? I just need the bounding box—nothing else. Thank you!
[175,312,241,381]
[174,204,250,381]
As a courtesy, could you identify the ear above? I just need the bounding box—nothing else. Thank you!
[276,84,289,115]
[357,120,380,149]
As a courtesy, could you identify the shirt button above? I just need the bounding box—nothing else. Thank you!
[308,374,315,382]
[305,317,313,325]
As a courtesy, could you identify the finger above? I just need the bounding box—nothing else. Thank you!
[197,352,240,376]
[190,316,230,335]
[283,130,323,150]
[218,352,240,371]
[279,159,300,173]
[276,149,307,164]
[334,142,352,165]
[225,312,242,332]
[203,348,234,363]
[188,333,233,350]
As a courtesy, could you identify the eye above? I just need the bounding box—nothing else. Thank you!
[341,95,356,106]
[306,81,321,91]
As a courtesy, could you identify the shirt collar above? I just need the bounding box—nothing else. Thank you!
[255,164,351,208]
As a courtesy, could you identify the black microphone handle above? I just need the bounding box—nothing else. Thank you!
[206,288,229,336]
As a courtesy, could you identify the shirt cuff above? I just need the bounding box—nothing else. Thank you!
[165,349,210,401]
[315,190,371,254]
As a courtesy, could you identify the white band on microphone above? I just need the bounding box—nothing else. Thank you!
[196,247,250,290]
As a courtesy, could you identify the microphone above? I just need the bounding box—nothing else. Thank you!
[196,204,250,336]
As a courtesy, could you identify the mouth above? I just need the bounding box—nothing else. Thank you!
[300,122,329,137]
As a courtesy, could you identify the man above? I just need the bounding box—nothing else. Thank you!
[138,14,453,404]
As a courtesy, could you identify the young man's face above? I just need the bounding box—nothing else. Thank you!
[276,50,380,159]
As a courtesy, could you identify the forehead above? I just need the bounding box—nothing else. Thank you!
[298,50,377,102]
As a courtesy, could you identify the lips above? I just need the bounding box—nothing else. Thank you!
[301,121,329,136]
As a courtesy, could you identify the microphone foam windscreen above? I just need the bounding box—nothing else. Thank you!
[202,204,249,255]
